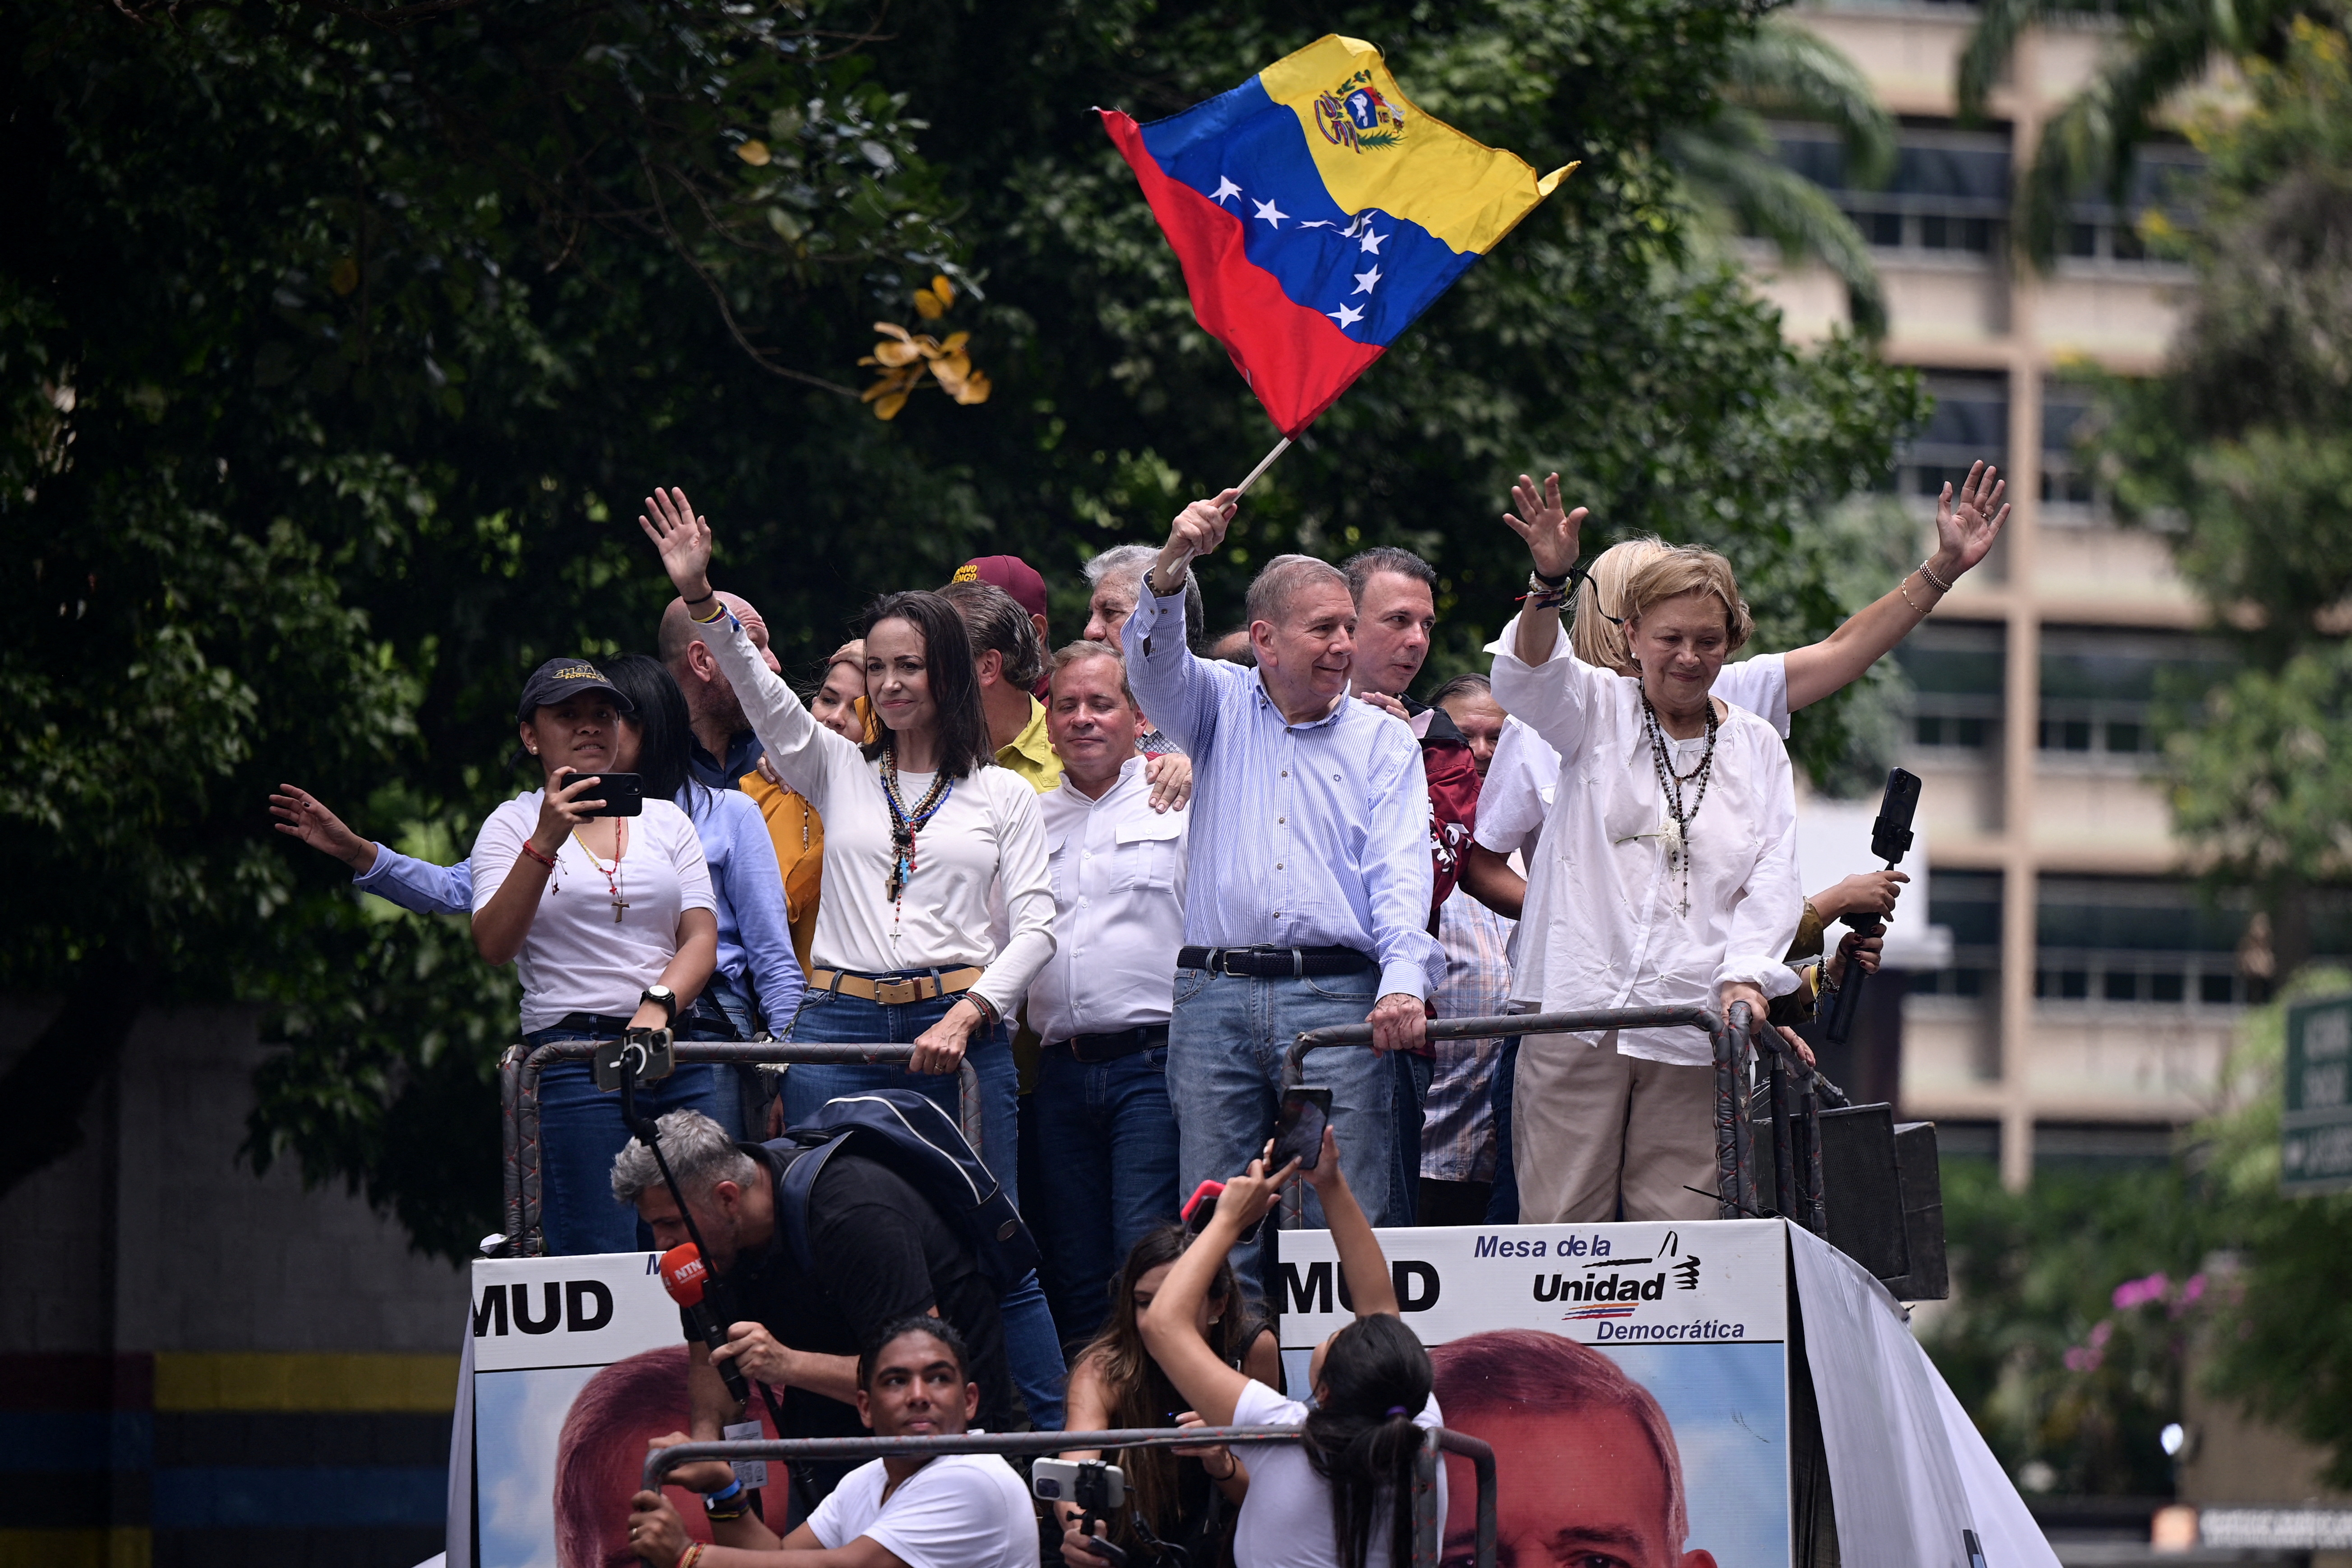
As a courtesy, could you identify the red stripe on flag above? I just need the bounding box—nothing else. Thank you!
[1103,109,1384,438]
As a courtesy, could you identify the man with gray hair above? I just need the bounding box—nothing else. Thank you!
[1083,542,1200,756]
[613,1108,1025,1516]
[1121,491,1441,1277]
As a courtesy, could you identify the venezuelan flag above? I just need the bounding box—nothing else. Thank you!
[1103,36,1574,438]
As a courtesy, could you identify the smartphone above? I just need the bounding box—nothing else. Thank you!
[1182,1178,1265,1246]
[1270,1087,1332,1171]
[555,769,644,817]
[1032,1458,1125,1510]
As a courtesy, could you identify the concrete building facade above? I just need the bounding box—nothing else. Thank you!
[1757,3,2254,1186]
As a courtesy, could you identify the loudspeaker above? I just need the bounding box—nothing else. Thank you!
[1882,1121,1948,1301]
[1820,1103,1909,1279]
[1817,1106,1951,1299]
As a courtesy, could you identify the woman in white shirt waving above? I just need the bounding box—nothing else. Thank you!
[470,657,722,1255]
[1490,489,1806,1227]
[637,488,1052,1209]
[1139,1132,1442,1568]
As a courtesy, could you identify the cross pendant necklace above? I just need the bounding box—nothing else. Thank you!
[572,825,627,922]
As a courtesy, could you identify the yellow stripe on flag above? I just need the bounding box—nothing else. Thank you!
[152,1351,460,1412]
[1256,36,1574,257]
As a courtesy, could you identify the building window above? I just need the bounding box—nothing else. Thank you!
[2035,876,2269,1013]
[1912,870,2002,1001]
[2037,628,2234,769]
[1890,370,2008,503]
[1771,120,2010,264]
[1904,621,2003,752]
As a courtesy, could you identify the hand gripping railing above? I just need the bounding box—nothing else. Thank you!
[1285,1005,1842,1231]
[644,1425,1500,1568]
[498,1041,982,1257]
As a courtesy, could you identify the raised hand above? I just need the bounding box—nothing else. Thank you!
[638,486,715,601]
[1502,471,1588,580]
[268,784,377,872]
[1153,489,1240,592]
[1933,461,2010,581]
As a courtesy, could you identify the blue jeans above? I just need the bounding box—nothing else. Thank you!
[1484,1035,1522,1224]
[1385,1050,1434,1227]
[781,985,1065,1427]
[1168,969,1393,1297]
[531,1024,743,1257]
[1029,1042,1182,1349]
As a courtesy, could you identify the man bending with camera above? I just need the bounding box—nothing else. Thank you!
[628,1315,1039,1568]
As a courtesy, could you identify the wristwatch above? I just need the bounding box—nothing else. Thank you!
[640,985,679,1024]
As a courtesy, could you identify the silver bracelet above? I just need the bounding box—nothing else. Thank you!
[1918,558,1955,594]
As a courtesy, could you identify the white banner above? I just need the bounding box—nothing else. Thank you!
[469,1252,765,1568]
[1273,1219,1792,1568]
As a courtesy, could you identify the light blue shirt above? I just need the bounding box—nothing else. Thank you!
[1122,580,1441,1001]
[354,787,804,1030]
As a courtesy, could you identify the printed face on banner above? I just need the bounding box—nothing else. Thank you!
[471,1253,763,1568]
[1276,1220,1789,1568]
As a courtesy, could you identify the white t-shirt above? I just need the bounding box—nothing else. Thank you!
[805,1453,1041,1568]
[470,793,715,1033]
[1231,1379,1446,1568]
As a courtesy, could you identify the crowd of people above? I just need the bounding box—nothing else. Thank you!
[268,457,2009,1567]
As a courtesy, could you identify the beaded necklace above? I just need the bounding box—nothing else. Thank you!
[1640,691,1718,915]
[879,748,955,910]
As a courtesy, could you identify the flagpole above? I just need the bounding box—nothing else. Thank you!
[1232,436,1292,498]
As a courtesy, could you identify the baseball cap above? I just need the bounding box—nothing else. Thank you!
[955,555,1048,623]
[516,657,635,723]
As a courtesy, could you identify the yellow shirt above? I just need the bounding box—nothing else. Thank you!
[995,696,1063,795]
[739,771,825,978]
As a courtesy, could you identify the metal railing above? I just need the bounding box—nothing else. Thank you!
[498,1041,982,1256]
[646,1425,1500,1568]
[1286,1004,1843,1232]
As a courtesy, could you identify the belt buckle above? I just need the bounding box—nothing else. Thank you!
[876,977,922,1006]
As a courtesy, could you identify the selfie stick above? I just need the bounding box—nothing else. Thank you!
[1826,768,1921,1045]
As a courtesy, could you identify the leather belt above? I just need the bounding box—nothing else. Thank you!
[1048,1025,1169,1064]
[1176,945,1374,978]
[811,967,985,1006]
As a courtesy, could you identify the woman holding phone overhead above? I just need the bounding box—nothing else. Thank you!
[1138,1131,1443,1568]
[470,656,725,1257]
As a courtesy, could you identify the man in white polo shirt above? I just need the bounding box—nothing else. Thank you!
[1026,640,1190,1347]
[626,1314,1038,1568]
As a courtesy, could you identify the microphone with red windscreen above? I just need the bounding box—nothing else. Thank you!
[661,1242,750,1407]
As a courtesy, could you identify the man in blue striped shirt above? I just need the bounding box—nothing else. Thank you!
[1122,490,1442,1273]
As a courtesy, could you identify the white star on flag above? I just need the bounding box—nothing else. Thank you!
[1352,265,1383,295]
[1358,228,1387,254]
[1211,177,1242,205]
[1252,197,1288,228]
[1328,303,1365,329]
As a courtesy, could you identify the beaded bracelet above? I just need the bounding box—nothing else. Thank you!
[1918,558,1955,594]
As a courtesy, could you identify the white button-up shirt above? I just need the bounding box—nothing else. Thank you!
[1489,616,1802,1065]
[1026,758,1190,1042]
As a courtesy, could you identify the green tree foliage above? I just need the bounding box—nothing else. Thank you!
[0,0,1922,1255]
[2087,22,2352,972]
[1922,969,2352,1492]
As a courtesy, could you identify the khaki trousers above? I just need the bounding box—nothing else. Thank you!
[1512,1029,1720,1223]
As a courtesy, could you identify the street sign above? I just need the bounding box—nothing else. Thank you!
[2283,994,2352,1194]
